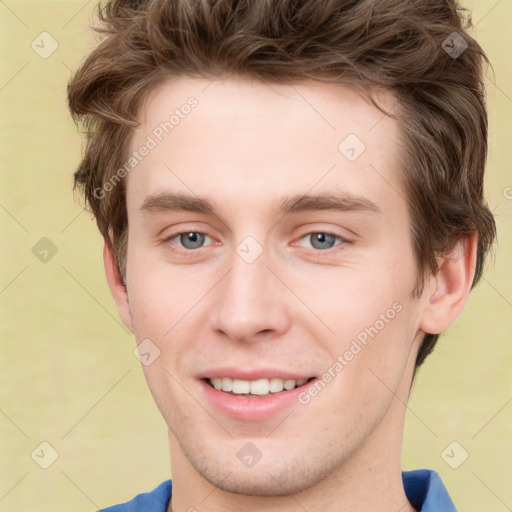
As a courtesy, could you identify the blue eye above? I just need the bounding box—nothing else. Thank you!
[163,230,346,254]
[299,232,344,250]
[175,232,209,250]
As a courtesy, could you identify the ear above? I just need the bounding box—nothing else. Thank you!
[418,233,478,335]
[103,239,134,333]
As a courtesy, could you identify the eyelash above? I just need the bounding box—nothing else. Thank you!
[161,230,349,254]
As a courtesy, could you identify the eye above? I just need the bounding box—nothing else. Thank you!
[162,230,347,253]
[297,232,346,251]
[166,232,213,250]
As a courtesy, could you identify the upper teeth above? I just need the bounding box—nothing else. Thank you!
[209,377,308,395]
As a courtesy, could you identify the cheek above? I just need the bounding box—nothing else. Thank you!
[139,361,195,440]
[307,258,414,342]
[125,250,204,339]
[307,249,420,391]
[313,304,417,435]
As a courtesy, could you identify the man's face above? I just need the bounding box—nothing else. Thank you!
[122,77,425,495]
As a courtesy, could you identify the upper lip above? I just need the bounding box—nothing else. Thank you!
[197,367,316,381]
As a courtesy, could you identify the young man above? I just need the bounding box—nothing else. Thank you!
[67,0,496,510]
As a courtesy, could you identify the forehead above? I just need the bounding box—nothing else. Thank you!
[127,76,403,217]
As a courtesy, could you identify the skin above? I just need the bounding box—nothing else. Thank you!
[104,76,477,512]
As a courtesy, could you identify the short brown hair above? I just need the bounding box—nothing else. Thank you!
[68,0,496,368]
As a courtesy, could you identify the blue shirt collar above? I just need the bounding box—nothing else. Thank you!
[99,469,456,511]
[403,469,457,511]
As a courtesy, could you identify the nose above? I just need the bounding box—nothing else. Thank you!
[209,242,291,343]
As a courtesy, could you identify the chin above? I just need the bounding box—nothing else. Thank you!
[202,468,311,497]
[189,446,342,497]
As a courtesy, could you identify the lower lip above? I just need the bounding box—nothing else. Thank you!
[199,379,317,422]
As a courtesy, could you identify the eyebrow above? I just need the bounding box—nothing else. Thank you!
[140,191,381,216]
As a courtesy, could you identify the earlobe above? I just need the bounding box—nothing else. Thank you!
[419,234,478,335]
[103,239,134,333]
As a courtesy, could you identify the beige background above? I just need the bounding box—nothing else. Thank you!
[0,1,510,510]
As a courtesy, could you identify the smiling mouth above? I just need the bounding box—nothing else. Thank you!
[204,376,316,397]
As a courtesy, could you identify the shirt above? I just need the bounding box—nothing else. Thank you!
[98,468,456,511]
